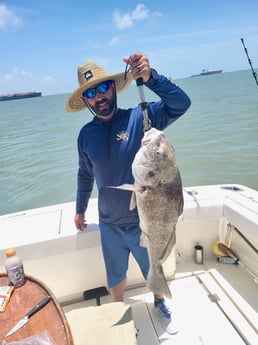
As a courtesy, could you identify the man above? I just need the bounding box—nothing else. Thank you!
[66,52,191,333]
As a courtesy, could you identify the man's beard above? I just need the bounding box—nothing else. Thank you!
[91,94,116,117]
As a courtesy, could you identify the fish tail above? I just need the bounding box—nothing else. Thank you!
[147,265,172,299]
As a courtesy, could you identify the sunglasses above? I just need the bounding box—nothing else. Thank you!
[83,81,112,99]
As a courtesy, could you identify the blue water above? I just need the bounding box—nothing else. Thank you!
[0,69,257,216]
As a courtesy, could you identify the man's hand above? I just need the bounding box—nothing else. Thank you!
[123,52,151,83]
[74,213,87,231]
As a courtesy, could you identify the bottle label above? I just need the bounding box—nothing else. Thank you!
[7,265,25,287]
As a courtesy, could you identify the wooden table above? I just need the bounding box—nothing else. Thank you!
[0,273,74,344]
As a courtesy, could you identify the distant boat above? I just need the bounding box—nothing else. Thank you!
[0,91,42,102]
[191,69,223,77]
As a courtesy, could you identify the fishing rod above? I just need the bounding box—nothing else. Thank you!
[136,77,152,132]
[124,57,151,132]
[240,38,258,87]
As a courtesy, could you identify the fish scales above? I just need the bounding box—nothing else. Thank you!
[132,128,183,298]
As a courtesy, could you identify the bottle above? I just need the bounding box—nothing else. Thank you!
[216,256,238,264]
[194,244,203,264]
[5,248,26,287]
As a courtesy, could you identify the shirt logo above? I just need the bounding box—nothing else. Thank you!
[116,131,129,142]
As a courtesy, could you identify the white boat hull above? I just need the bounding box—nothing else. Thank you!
[0,184,257,306]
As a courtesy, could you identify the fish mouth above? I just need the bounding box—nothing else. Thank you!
[141,128,165,146]
[141,136,152,145]
[142,135,161,146]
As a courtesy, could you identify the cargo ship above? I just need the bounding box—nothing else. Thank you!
[191,69,223,77]
[0,91,42,101]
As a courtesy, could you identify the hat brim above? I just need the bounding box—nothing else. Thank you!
[66,71,132,113]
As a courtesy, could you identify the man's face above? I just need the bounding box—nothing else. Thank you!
[83,80,117,120]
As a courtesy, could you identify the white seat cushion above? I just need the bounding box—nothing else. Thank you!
[66,302,137,345]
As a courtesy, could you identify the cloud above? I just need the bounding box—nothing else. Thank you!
[113,4,149,30]
[5,68,55,83]
[40,76,55,83]
[109,36,120,46]
[5,67,32,80]
[132,4,149,21]
[0,4,22,31]
[152,11,162,19]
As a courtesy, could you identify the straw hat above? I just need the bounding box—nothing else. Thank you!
[66,60,133,112]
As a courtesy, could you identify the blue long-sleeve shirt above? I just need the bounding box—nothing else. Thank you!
[76,74,191,226]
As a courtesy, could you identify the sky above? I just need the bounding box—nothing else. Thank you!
[1,0,258,95]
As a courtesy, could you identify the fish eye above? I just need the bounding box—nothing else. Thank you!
[147,171,155,178]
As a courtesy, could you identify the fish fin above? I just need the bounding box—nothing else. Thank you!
[147,265,171,299]
[140,231,149,247]
[178,213,184,221]
[160,230,176,263]
[107,184,140,211]
[107,183,134,191]
[129,192,137,210]
[107,184,142,193]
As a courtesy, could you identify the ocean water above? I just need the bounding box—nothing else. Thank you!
[0,69,257,216]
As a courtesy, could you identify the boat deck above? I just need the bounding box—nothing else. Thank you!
[1,184,257,344]
[63,260,258,345]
